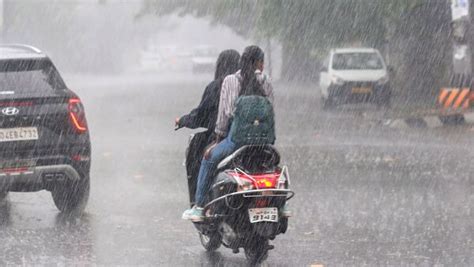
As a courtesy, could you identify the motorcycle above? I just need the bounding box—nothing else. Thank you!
[180,129,295,264]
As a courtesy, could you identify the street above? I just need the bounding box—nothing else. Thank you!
[0,73,472,266]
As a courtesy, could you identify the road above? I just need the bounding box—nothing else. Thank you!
[0,73,472,266]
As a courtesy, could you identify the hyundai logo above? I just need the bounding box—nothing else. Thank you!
[1,107,20,116]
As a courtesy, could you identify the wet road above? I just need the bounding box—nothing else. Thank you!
[0,73,472,266]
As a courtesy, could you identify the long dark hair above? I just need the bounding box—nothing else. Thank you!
[239,45,265,96]
[214,49,240,83]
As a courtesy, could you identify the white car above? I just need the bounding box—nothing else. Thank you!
[319,48,391,108]
[192,45,218,73]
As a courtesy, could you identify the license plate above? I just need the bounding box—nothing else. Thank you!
[352,87,372,94]
[0,127,39,142]
[248,207,278,223]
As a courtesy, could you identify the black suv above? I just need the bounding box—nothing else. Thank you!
[0,44,91,213]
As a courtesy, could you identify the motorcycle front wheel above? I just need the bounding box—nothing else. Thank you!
[199,232,221,251]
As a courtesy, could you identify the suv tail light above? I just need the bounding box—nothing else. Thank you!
[68,98,87,133]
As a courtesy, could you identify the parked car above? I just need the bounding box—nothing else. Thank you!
[0,44,91,213]
[191,45,218,73]
[319,47,391,109]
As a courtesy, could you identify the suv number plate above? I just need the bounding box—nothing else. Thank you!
[0,127,39,142]
[248,207,278,223]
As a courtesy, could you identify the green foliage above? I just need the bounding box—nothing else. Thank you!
[141,0,423,49]
[142,0,450,88]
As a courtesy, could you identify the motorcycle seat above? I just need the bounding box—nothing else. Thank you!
[216,144,280,173]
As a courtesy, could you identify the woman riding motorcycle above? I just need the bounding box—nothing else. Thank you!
[176,50,240,206]
[182,45,276,221]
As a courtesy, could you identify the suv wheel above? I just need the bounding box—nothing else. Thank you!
[52,175,90,213]
[0,191,8,202]
[321,96,335,110]
[375,96,391,109]
[374,88,391,109]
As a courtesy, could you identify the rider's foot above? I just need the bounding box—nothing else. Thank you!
[182,205,204,222]
[281,203,292,218]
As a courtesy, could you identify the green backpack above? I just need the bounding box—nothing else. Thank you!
[228,95,276,146]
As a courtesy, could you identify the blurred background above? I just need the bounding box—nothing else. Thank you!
[0,1,472,266]
[0,0,458,103]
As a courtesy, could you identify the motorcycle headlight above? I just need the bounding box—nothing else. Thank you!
[377,75,389,85]
[331,75,345,85]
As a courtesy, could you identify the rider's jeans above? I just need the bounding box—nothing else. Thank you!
[195,134,237,207]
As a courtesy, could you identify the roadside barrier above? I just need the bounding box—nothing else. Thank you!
[438,88,471,110]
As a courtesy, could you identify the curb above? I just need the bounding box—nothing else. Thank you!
[385,112,474,129]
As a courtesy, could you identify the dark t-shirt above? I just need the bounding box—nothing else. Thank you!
[180,79,221,134]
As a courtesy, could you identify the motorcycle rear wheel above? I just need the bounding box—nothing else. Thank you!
[199,232,221,251]
[244,237,269,264]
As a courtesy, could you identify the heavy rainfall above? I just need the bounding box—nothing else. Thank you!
[0,0,472,266]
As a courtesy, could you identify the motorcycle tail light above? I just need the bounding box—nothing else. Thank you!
[254,176,278,189]
[229,171,280,190]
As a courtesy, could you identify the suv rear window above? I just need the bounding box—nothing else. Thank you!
[332,52,384,70]
[0,59,66,94]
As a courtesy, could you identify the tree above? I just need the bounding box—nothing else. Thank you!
[142,0,451,100]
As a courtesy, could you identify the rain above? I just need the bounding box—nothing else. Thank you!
[0,0,472,266]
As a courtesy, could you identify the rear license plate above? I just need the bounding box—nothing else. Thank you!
[352,87,372,94]
[0,127,39,142]
[248,207,278,223]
